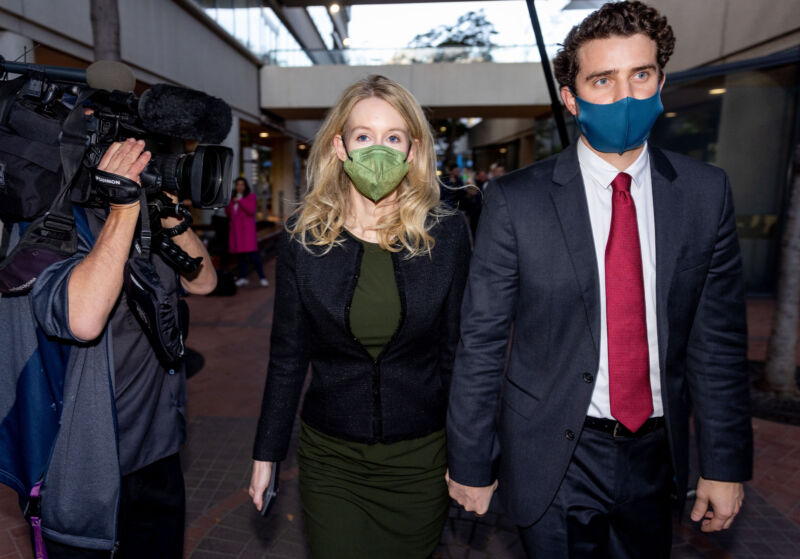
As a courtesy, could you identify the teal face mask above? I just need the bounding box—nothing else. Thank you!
[342,143,411,202]
[572,87,663,154]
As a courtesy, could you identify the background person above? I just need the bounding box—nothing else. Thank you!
[446,2,752,558]
[248,75,471,559]
[226,177,268,287]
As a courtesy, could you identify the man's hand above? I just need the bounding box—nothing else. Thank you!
[446,470,498,516]
[158,191,217,294]
[99,138,151,199]
[690,477,744,532]
[67,139,150,341]
[249,460,274,512]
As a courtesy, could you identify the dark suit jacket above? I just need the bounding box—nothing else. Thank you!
[446,143,753,526]
[254,214,471,462]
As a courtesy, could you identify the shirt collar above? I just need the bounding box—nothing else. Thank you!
[577,138,650,191]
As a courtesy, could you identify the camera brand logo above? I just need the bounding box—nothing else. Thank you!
[96,175,122,186]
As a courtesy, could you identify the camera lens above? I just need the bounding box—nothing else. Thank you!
[140,146,232,209]
[183,145,233,209]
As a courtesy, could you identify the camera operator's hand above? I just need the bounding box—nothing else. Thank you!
[67,138,151,341]
[159,192,185,229]
[97,138,151,208]
[159,191,218,295]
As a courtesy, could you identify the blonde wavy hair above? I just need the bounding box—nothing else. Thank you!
[288,75,445,257]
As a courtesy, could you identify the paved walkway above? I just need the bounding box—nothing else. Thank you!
[2,258,799,558]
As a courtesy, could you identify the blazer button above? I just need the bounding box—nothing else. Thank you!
[345,305,351,312]
[583,372,594,383]
[565,429,575,441]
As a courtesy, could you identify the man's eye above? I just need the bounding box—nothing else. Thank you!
[595,78,609,86]
[635,71,649,80]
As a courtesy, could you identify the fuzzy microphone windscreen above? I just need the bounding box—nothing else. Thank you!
[138,84,232,144]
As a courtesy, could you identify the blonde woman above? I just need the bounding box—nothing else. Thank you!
[248,75,471,558]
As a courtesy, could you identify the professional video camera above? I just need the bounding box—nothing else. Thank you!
[0,57,234,282]
[0,57,235,363]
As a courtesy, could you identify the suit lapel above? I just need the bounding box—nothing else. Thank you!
[549,144,601,354]
[649,146,681,369]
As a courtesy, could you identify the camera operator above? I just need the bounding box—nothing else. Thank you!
[30,137,216,558]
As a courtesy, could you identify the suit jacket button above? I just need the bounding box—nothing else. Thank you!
[583,372,594,383]
[565,429,575,441]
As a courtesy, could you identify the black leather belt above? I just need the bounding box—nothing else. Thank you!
[583,416,665,438]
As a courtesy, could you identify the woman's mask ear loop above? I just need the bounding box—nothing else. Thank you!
[341,135,353,161]
[403,141,412,163]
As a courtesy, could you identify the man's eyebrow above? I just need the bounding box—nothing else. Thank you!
[583,63,658,82]
[632,63,658,73]
[584,69,616,82]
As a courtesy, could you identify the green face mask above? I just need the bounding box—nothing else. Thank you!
[342,143,411,202]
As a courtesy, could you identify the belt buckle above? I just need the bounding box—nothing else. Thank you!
[612,421,623,438]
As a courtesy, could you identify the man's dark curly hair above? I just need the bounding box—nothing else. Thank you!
[553,1,675,92]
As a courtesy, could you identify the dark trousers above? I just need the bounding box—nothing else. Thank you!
[518,425,673,559]
[237,251,265,280]
[43,453,185,559]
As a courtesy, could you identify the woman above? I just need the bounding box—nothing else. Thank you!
[225,177,268,287]
[248,75,471,558]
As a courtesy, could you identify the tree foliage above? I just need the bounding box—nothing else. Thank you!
[402,10,498,164]
[408,9,498,53]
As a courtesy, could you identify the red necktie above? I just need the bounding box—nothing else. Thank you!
[606,172,652,432]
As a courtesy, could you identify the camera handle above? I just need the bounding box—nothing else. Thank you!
[155,235,202,275]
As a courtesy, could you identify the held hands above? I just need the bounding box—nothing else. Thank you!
[249,460,274,512]
[691,477,744,532]
[445,469,498,516]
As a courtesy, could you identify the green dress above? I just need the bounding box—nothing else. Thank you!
[297,238,450,559]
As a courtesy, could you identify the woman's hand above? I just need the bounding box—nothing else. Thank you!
[249,460,274,511]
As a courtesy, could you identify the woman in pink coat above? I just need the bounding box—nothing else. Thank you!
[226,177,268,287]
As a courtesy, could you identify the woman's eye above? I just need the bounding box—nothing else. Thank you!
[388,135,402,144]
[356,134,369,142]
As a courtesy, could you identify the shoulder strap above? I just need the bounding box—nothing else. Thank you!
[73,205,94,244]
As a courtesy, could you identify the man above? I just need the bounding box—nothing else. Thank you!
[446,2,752,557]
[28,138,216,557]
[489,163,506,179]
[441,162,465,208]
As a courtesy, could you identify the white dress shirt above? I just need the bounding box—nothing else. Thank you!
[577,139,664,419]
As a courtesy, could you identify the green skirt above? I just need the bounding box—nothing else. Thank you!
[297,422,450,559]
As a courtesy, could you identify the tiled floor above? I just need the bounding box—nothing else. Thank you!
[2,257,799,558]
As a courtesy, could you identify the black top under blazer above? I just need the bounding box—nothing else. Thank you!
[254,213,471,461]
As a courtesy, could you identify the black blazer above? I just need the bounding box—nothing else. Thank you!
[254,213,471,461]
[447,143,753,526]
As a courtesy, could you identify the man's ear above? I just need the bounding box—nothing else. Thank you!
[561,86,578,117]
[658,72,666,90]
[333,134,348,162]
